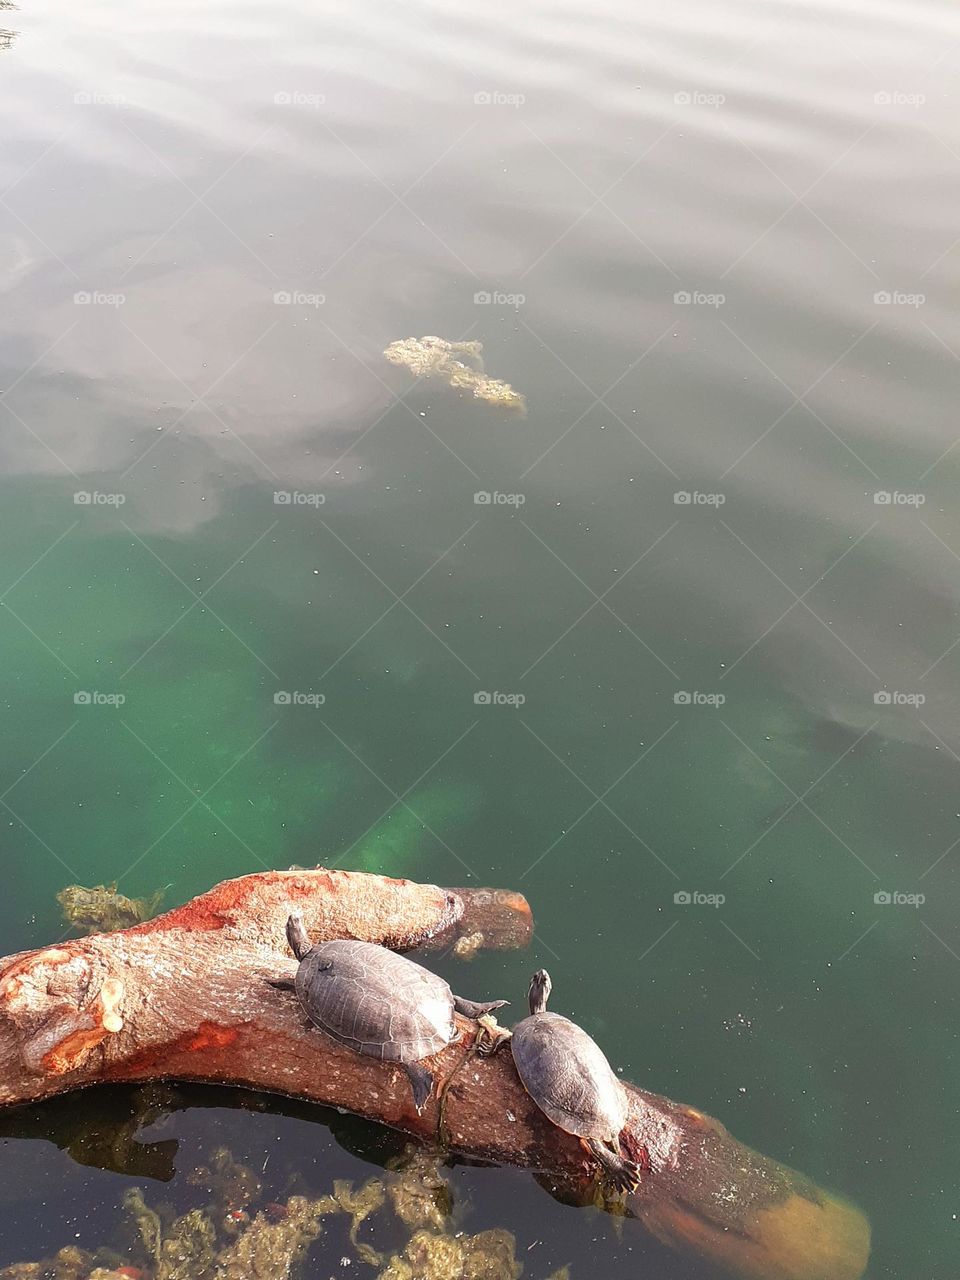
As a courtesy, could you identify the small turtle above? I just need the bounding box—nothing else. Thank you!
[274,913,507,1113]
[482,969,640,1192]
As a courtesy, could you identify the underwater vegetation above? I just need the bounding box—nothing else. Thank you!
[58,885,167,935]
[383,337,527,413]
[0,1144,571,1280]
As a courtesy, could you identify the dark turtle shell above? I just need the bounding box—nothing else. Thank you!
[294,938,457,1063]
[511,1011,628,1142]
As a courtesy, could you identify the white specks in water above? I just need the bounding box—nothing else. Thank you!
[506,1110,516,1122]
[722,1012,753,1033]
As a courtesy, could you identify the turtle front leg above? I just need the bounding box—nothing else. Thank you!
[585,1138,641,1193]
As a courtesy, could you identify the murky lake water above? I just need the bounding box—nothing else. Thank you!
[2,0,960,1275]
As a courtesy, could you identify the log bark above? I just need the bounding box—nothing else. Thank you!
[0,869,869,1280]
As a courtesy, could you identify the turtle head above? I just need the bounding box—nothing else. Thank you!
[286,912,313,961]
[528,968,552,1015]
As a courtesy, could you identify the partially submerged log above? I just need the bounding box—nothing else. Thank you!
[0,869,869,1280]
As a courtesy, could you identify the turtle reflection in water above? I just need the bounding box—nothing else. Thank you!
[273,912,508,1113]
[480,969,642,1193]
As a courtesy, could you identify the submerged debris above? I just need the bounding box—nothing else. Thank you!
[58,883,166,934]
[383,336,526,413]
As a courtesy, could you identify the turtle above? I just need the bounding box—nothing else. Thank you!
[480,969,641,1192]
[273,912,508,1114]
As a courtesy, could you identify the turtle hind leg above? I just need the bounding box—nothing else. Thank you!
[452,995,509,1020]
[586,1139,641,1193]
[404,1062,434,1114]
[266,977,296,991]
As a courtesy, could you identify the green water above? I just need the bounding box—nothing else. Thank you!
[2,0,960,1274]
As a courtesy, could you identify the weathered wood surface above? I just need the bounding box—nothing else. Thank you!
[0,868,869,1280]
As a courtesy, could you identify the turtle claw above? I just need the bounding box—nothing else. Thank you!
[587,1139,641,1194]
[404,1062,434,1114]
[474,1014,511,1057]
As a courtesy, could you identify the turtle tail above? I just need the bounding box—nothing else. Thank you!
[286,912,313,960]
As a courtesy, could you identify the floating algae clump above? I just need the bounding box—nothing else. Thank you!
[213,1197,329,1280]
[157,1209,217,1280]
[58,882,166,934]
[0,1143,535,1280]
[384,1148,452,1232]
[377,1227,521,1280]
[383,336,526,413]
[0,1246,93,1280]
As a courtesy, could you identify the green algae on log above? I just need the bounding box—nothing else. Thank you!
[383,336,527,413]
[0,869,868,1280]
